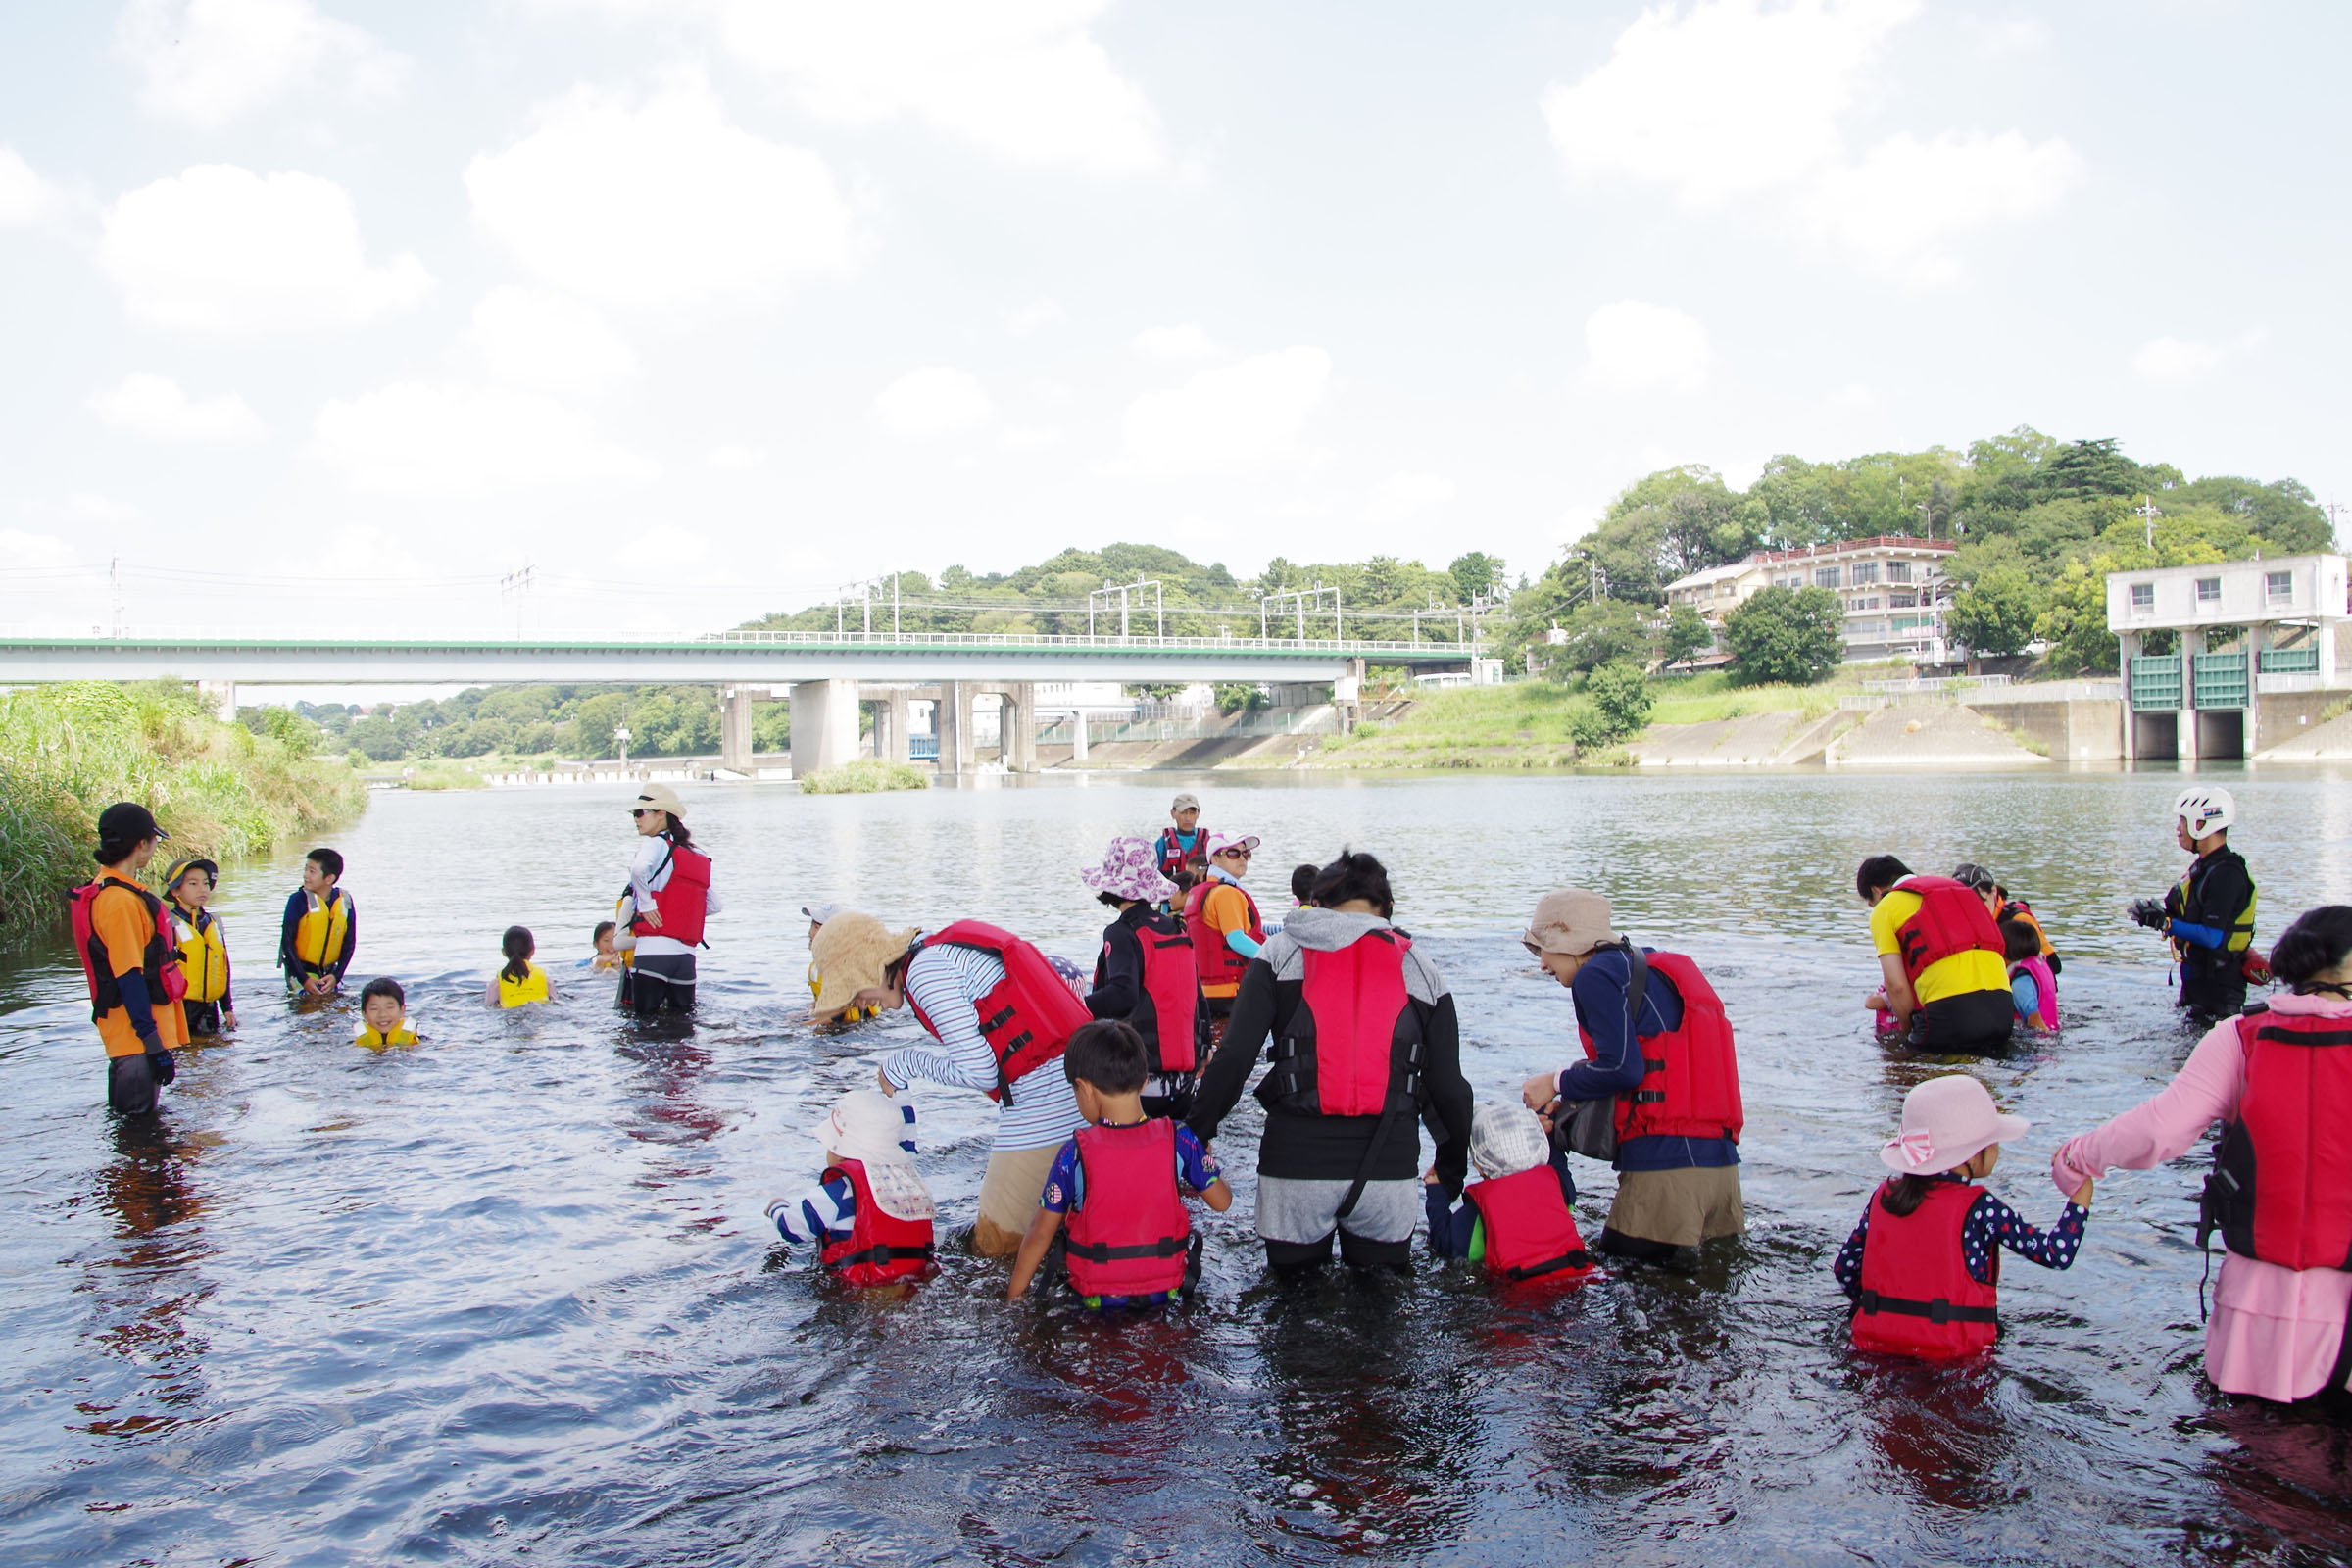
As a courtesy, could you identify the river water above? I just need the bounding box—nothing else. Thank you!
[5,768,2352,1566]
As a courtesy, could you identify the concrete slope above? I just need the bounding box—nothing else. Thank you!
[2255,707,2352,760]
[1631,710,1857,766]
[1826,704,2048,765]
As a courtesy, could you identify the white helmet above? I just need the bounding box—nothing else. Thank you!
[2175,786,2235,838]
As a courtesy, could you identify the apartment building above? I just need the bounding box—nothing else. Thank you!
[1665,535,1958,665]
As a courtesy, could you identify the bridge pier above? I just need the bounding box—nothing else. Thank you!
[720,686,754,773]
[198,680,237,721]
[937,681,973,776]
[790,679,860,778]
[875,691,913,763]
[1004,683,1038,773]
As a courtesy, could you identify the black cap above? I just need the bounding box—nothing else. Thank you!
[96,803,167,844]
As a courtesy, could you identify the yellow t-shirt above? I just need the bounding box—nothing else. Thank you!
[1871,889,2008,1004]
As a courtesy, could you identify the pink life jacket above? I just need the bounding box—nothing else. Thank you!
[2009,955,2059,1029]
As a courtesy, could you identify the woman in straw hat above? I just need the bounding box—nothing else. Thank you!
[617,783,720,1016]
[811,911,1089,1256]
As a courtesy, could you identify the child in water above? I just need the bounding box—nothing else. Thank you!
[2004,918,2057,1033]
[165,857,237,1037]
[486,926,556,1007]
[766,1089,936,1286]
[584,920,623,972]
[355,977,417,1048]
[1424,1101,1593,1281]
[1008,1020,1232,1306]
[1290,863,1318,907]
[805,904,877,1022]
[1836,1074,2091,1359]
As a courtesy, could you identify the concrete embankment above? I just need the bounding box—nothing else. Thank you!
[1824,704,2049,765]
[2254,708,2352,760]
[1629,710,1857,767]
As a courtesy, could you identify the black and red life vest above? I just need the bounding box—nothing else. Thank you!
[1262,928,1424,1118]
[1064,1119,1193,1299]
[67,873,184,1023]
[817,1158,935,1287]
[1575,951,1742,1146]
[1098,913,1204,1074]
[1889,875,2003,986]
[1183,878,1265,988]
[629,837,711,948]
[1851,1179,1998,1359]
[1155,826,1206,885]
[1463,1164,1593,1283]
[906,920,1093,1104]
[2207,1009,2352,1271]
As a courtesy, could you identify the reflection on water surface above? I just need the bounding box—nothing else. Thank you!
[3,767,2349,1564]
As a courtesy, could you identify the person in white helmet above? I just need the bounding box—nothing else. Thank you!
[2131,786,2258,1019]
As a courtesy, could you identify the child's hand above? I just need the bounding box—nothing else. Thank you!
[1864,989,1888,1010]
[1421,1166,1439,1186]
[2070,1178,2093,1207]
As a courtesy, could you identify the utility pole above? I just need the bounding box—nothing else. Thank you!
[2326,497,2348,553]
[1089,579,1164,640]
[500,563,535,638]
[109,557,123,638]
[2135,494,2162,550]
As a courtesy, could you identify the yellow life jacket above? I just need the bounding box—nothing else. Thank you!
[498,962,551,1008]
[810,961,876,1023]
[295,889,353,969]
[356,1021,418,1049]
[174,908,230,1003]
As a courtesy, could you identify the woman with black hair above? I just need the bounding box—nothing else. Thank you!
[618,784,719,1015]
[69,802,189,1114]
[1186,851,1473,1274]
[2052,906,2352,1401]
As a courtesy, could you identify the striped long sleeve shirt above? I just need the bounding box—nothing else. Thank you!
[879,943,1086,1152]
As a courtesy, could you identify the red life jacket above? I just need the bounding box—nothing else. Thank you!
[1155,826,1205,883]
[1463,1164,1593,1282]
[2208,1010,2352,1271]
[906,920,1094,1104]
[1064,1119,1193,1299]
[1889,875,2003,986]
[1098,915,1203,1074]
[1574,951,1743,1145]
[817,1158,935,1286]
[67,874,185,1022]
[1182,878,1265,987]
[1264,928,1423,1117]
[1851,1180,1998,1359]
[630,838,711,947]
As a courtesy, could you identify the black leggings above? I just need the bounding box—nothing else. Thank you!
[107,1049,174,1115]
[620,953,697,1015]
[1911,989,2016,1055]
[1265,1231,1412,1274]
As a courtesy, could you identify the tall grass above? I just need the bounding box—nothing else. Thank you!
[0,681,367,945]
[799,759,930,794]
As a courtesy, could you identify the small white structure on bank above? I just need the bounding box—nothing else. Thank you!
[2107,554,2348,761]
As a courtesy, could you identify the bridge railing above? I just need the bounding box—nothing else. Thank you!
[0,625,1461,656]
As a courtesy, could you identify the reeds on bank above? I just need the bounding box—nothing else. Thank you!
[0,681,366,946]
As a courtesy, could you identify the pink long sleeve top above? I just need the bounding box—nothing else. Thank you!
[2051,989,2352,1402]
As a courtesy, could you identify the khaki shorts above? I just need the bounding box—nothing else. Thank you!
[1606,1165,1745,1250]
[972,1142,1062,1256]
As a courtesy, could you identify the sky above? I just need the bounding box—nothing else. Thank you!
[1,0,2346,640]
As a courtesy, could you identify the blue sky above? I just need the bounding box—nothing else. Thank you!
[2,0,2344,637]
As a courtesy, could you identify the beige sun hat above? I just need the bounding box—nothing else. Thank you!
[632,783,686,818]
[1522,888,1616,956]
[809,911,920,1017]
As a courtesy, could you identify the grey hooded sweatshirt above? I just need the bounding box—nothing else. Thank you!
[1186,907,1473,1194]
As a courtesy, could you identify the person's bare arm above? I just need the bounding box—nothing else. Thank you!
[1005,1207,1064,1299]
[1878,954,1918,1024]
[1200,1177,1234,1214]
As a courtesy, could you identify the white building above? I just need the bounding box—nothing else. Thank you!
[1665,535,1959,665]
[2106,553,2348,761]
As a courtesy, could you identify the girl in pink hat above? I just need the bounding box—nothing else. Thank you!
[1835,1075,2094,1359]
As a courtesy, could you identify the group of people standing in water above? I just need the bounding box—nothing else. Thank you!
[63,778,2352,1404]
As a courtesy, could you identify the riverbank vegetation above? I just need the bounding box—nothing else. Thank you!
[284,683,793,764]
[0,682,366,945]
[799,760,929,794]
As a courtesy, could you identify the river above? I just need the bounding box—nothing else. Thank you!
[4,768,2351,1566]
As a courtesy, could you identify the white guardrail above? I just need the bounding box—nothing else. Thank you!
[0,625,1468,656]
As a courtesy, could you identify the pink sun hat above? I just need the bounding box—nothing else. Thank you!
[1081,836,1177,905]
[1880,1074,2032,1175]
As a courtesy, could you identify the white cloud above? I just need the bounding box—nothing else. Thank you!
[97,165,430,332]
[1801,129,2082,283]
[317,523,428,580]
[87,372,266,442]
[0,146,68,226]
[70,493,142,522]
[706,444,767,469]
[1119,346,1330,476]
[1585,301,1710,391]
[1543,0,1918,205]
[469,287,636,393]
[714,0,1166,174]
[1004,297,1065,335]
[313,381,658,494]
[1133,321,1220,359]
[873,366,993,434]
[1366,471,1456,524]
[1000,425,1062,450]
[636,524,710,562]
[0,529,76,567]
[115,0,404,127]
[466,74,856,307]
[2133,333,2263,384]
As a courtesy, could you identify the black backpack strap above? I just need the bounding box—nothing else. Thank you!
[1853,1289,1997,1325]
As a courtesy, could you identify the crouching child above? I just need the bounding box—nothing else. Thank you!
[766,1090,937,1286]
[1425,1100,1594,1283]
[1008,1020,1232,1307]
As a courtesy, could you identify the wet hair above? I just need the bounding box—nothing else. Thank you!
[2272,906,2352,992]
[1290,863,1318,905]
[1062,1019,1149,1096]
[2000,918,2040,964]
[592,919,615,946]
[1879,1174,1936,1219]
[501,926,536,985]
[1855,855,1911,902]
[307,848,344,880]
[360,976,405,1008]
[1309,851,1395,919]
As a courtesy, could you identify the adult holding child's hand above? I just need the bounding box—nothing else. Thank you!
[2048,905,2352,1403]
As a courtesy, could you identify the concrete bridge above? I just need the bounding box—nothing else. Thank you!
[0,627,1477,776]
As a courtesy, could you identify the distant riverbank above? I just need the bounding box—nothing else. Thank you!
[0,682,365,946]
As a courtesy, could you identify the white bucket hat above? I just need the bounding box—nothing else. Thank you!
[810,1090,935,1221]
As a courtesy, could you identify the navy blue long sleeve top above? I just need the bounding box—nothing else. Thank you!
[1551,946,1738,1173]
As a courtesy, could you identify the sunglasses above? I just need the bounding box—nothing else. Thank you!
[632,808,657,818]
[1217,849,1252,859]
